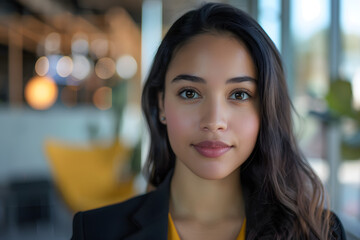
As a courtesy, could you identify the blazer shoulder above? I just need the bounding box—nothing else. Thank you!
[84,192,151,217]
[71,170,173,240]
[71,192,154,240]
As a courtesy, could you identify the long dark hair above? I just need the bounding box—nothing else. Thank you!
[141,3,331,239]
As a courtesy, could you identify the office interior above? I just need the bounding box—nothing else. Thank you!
[0,0,359,239]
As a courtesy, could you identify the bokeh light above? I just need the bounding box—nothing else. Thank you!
[95,57,116,80]
[292,0,329,40]
[35,56,49,76]
[93,87,112,110]
[25,76,58,110]
[56,56,73,77]
[45,32,61,54]
[46,54,61,78]
[116,55,137,79]
[71,32,89,55]
[299,0,322,22]
[46,55,70,85]
[71,55,92,80]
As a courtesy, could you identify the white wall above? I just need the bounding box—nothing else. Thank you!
[0,106,115,182]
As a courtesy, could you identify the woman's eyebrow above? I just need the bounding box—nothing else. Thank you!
[171,74,205,83]
[226,76,257,84]
[171,74,256,84]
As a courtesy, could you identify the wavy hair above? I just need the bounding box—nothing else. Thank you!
[141,3,331,239]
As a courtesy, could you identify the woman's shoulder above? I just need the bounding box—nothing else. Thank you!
[71,192,155,240]
[71,172,173,239]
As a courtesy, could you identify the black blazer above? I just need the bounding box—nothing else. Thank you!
[71,171,347,240]
[71,171,172,240]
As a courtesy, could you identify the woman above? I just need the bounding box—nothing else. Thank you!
[72,3,346,239]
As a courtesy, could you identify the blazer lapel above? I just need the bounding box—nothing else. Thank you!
[124,171,173,240]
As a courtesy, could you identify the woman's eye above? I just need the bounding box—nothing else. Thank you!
[179,89,200,99]
[229,91,250,101]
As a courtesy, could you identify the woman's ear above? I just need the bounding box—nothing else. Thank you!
[158,92,166,124]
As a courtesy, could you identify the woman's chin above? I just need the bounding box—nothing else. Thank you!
[188,165,238,181]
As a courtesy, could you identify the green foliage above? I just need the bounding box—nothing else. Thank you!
[325,79,360,160]
[325,79,357,120]
[129,140,142,174]
[341,142,360,160]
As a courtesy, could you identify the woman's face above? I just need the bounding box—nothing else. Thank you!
[159,33,260,180]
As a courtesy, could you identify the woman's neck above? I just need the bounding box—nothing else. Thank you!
[169,160,245,224]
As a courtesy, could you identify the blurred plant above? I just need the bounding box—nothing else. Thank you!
[326,79,360,122]
[87,122,100,140]
[129,140,141,174]
[86,79,142,174]
[112,80,128,139]
[112,80,142,175]
[325,79,360,160]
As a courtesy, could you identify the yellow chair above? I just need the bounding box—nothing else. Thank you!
[45,139,136,212]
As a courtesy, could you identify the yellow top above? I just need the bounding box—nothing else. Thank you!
[168,213,246,240]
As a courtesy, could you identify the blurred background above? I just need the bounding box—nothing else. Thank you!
[0,0,359,239]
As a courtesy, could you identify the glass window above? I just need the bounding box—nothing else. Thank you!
[339,0,360,221]
[258,0,281,50]
[291,0,330,99]
[291,0,334,214]
[290,0,330,168]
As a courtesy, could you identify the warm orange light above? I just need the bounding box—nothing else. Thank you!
[93,87,112,110]
[25,76,58,110]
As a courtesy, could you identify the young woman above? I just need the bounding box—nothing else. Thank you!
[72,3,346,240]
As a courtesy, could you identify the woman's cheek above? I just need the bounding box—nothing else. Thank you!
[165,104,197,145]
[236,111,260,140]
[166,108,191,131]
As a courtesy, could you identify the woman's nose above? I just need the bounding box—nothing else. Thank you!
[199,99,228,132]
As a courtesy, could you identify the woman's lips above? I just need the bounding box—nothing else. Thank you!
[192,141,232,158]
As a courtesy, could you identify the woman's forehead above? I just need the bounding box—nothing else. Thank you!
[165,33,256,84]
